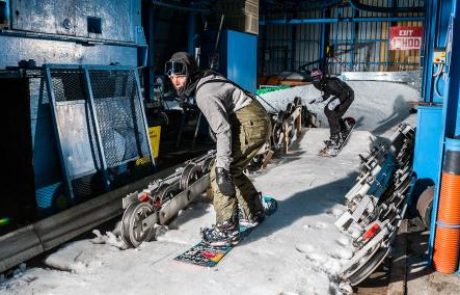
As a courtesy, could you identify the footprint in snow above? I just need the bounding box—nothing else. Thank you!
[335,236,350,247]
[324,208,344,217]
[314,222,329,229]
[304,252,326,263]
[328,248,353,260]
[295,243,315,254]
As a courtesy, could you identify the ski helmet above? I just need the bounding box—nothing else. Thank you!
[310,68,323,82]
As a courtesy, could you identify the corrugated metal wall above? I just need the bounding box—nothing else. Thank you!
[261,10,322,75]
[260,0,424,75]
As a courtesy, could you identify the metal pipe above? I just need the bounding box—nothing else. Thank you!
[83,68,112,191]
[158,174,210,224]
[260,16,424,25]
[134,69,157,168]
[0,29,138,47]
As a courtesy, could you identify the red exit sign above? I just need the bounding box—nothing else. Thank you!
[389,26,423,50]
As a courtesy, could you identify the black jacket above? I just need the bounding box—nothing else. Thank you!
[313,77,354,102]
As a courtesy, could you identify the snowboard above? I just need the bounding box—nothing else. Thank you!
[174,195,278,267]
[319,117,356,158]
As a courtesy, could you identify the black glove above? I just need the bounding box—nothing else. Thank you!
[216,167,236,197]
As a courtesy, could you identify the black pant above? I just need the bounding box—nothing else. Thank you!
[324,93,354,136]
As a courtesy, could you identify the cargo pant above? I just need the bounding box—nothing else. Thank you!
[324,92,354,136]
[209,100,271,224]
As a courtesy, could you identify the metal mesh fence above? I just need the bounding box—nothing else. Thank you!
[51,70,86,102]
[89,70,149,168]
[47,66,152,200]
[50,69,101,177]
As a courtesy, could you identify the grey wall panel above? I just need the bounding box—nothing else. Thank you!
[0,36,138,67]
[75,0,134,42]
[10,0,138,42]
[11,0,58,33]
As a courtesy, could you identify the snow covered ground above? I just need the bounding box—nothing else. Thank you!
[258,81,418,136]
[0,81,419,295]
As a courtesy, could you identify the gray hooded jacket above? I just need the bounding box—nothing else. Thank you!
[195,73,253,170]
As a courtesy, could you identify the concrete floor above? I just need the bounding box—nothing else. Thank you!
[355,218,460,295]
[405,228,460,295]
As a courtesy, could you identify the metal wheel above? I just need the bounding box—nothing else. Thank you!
[348,246,392,286]
[180,163,201,190]
[341,242,381,281]
[202,156,215,173]
[155,183,181,204]
[120,202,155,248]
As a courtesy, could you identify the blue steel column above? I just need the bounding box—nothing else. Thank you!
[422,0,440,103]
[443,8,460,139]
[134,69,156,168]
[260,10,267,75]
[351,7,358,71]
[147,5,156,102]
[187,12,196,55]
[319,8,331,72]
[428,0,460,269]
[290,12,297,71]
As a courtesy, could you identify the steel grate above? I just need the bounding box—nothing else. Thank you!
[49,69,101,178]
[89,70,149,167]
[46,64,153,202]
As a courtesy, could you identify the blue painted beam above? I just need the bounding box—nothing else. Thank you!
[187,12,197,56]
[444,12,460,138]
[319,8,330,73]
[260,16,424,25]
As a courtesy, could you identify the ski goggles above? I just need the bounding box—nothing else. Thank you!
[164,60,188,76]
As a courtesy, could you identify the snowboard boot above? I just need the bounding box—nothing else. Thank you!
[239,194,278,228]
[339,119,352,141]
[239,209,265,228]
[326,133,343,149]
[201,219,240,247]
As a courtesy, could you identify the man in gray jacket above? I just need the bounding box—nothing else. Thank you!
[165,52,270,246]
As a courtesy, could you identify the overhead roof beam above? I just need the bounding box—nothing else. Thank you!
[348,0,424,13]
[260,16,425,25]
[150,0,210,13]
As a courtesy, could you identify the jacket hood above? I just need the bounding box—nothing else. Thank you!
[169,52,203,99]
